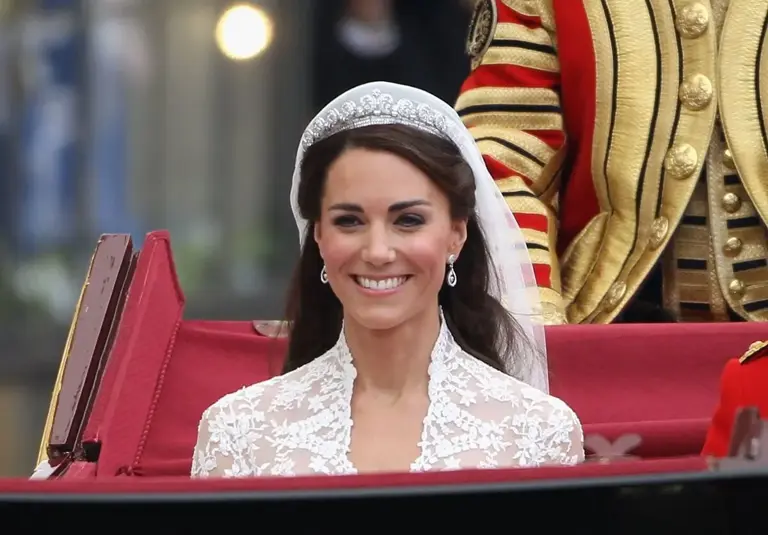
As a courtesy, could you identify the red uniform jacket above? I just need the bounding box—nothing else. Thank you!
[456,0,768,324]
[702,341,768,458]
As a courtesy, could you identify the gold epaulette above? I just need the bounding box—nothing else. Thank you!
[739,340,768,364]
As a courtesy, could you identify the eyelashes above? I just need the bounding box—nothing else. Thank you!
[332,215,360,227]
[397,214,425,227]
[331,213,426,229]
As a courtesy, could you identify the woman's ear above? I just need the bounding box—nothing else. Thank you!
[450,218,468,256]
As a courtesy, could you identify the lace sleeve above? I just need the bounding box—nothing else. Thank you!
[534,398,585,466]
[506,393,585,467]
[190,389,274,478]
[190,404,234,478]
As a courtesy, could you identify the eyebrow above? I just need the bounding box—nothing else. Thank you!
[328,199,431,213]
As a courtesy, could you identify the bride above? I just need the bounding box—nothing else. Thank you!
[191,82,583,478]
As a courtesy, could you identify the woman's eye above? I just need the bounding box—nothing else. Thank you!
[332,215,361,227]
[396,214,425,227]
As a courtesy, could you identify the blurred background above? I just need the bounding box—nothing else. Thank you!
[0,0,474,476]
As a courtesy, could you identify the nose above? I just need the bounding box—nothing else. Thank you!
[361,224,395,266]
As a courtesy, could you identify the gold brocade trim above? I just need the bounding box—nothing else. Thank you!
[458,0,563,312]
[537,144,567,202]
[539,286,566,324]
[664,174,731,322]
[467,125,556,165]
[498,191,555,220]
[476,138,543,181]
[520,227,550,249]
[719,1,768,233]
[501,0,557,31]
[706,136,768,320]
[480,46,559,72]
[528,247,551,265]
[561,213,608,309]
[456,86,561,111]
[494,175,533,193]
[36,247,99,467]
[456,87,560,110]
[500,188,562,295]
[461,110,563,132]
[495,22,555,49]
[495,173,562,297]
[569,1,714,324]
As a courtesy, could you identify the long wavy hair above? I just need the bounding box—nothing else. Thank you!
[282,124,529,377]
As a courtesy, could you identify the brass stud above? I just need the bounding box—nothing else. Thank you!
[679,74,713,111]
[722,192,742,213]
[676,3,710,39]
[723,236,743,257]
[723,148,736,170]
[665,143,698,179]
[729,279,745,299]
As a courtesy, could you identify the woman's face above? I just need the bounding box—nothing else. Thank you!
[315,147,467,331]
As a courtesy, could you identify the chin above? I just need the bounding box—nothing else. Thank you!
[346,306,409,332]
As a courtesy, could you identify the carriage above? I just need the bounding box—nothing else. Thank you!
[2,230,767,528]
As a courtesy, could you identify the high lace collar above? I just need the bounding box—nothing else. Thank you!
[324,309,455,473]
[330,308,453,375]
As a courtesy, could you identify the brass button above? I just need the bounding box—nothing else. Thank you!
[729,279,745,299]
[723,236,743,257]
[722,192,742,213]
[723,148,736,170]
[679,74,713,111]
[665,143,698,179]
[605,281,627,310]
[649,216,669,249]
[676,3,710,39]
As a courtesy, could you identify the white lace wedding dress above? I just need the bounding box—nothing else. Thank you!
[191,319,584,478]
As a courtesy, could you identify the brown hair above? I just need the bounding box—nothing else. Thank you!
[282,124,531,377]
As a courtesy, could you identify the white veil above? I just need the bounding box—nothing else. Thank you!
[289,82,549,393]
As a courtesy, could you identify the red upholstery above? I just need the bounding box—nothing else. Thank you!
[60,231,767,479]
[546,321,768,458]
[17,456,707,491]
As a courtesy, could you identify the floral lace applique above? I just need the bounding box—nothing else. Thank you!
[192,320,583,478]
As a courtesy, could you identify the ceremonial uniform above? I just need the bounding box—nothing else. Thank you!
[701,341,768,458]
[456,0,768,324]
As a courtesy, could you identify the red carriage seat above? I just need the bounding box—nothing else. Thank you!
[36,231,767,479]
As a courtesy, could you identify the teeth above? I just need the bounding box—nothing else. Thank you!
[355,276,407,291]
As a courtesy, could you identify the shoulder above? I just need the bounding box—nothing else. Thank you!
[200,355,328,425]
[738,340,768,365]
[716,340,768,395]
[198,375,279,435]
[454,352,583,464]
[459,351,581,427]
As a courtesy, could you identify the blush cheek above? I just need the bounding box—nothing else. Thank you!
[319,235,359,285]
[401,241,448,294]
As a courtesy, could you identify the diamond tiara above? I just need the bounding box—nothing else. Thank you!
[300,89,457,148]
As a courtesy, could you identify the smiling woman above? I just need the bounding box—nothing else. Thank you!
[191,82,584,478]
[290,125,504,373]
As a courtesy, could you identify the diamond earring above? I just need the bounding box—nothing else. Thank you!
[446,254,457,287]
[320,264,328,284]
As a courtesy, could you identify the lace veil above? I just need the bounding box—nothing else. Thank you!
[289,82,549,393]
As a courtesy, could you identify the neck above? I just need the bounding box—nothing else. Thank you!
[343,307,441,399]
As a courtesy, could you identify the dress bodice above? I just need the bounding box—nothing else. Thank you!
[191,320,584,478]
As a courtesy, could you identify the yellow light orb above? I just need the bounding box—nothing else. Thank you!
[215,4,273,61]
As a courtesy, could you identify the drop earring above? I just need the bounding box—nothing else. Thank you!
[320,264,328,284]
[446,254,457,287]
